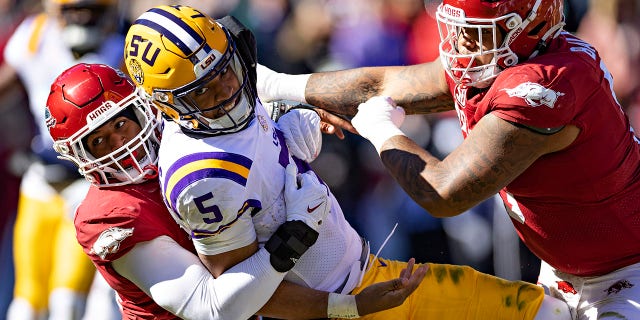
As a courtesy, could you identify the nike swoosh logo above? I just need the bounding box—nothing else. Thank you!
[307,202,323,213]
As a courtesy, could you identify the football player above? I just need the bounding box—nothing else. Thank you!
[2,0,124,318]
[124,5,570,319]
[257,0,640,319]
[46,62,426,319]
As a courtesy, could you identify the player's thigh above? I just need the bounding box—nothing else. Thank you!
[50,216,95,293]
[355,258,544,320]
[12,192,65,307]
[578,262,640,320]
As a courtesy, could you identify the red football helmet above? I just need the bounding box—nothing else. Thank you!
[436,0,565,87]
[46,63,160,187]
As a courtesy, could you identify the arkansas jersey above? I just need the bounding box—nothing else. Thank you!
[75,180,195,319]
[158,103,364,293]
[447,32,640,276]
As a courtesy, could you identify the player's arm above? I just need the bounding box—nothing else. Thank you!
[113,237,427,320]
[258,258,428,319]
[376,111,579,217]
[112,236,282,320]
[258,59,454,117]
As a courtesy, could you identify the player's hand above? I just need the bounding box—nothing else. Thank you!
[313,108,357,140]
[351,96,406,153]
[278,108,322,163]
[355,258,428,316]
[284,164,330,231]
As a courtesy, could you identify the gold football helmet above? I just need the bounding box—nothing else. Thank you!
[124,5,256,135]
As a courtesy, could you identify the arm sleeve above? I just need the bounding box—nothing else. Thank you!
[112,235,285,320]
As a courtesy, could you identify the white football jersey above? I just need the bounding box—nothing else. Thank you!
[3,13,123,149]
[158,103,364,293]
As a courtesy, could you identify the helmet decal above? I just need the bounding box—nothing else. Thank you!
[45,106,57,130]
[128,59,144,85]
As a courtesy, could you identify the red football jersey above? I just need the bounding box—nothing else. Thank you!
[446,32,640,276]
[75,180,195,319]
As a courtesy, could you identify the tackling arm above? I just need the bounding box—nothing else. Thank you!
[305,61,453,116]
[258,60,453,118]
[113,236,428,320]
[378,113,579,217]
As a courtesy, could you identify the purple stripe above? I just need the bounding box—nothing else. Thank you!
[169,168,247,211]
[163,152,252,188]
[138,7,212,57]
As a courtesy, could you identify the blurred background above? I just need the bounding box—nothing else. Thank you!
[1,0,639,319]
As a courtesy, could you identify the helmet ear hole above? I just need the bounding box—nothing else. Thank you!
[503,56,518,67]
[528,21,547,37]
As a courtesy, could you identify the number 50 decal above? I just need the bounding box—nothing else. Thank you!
[128,35,160,66]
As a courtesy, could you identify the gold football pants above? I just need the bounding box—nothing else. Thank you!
[12,190,95,312]
[349,256,544,320]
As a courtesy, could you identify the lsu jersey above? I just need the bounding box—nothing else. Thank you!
[446,32,640,276]
[158,103,364,293]
[75,180,194,319]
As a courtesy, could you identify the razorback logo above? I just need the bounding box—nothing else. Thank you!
[503,82,565,108]
[556,281,578,294]
[605,280,634,295]
[45,106,56,130]
[90,227,134,259]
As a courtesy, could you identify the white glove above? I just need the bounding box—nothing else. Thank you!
[257,64,310,103]
[352,96,406,153]
[278,108,322,163]
[284,164,330,231]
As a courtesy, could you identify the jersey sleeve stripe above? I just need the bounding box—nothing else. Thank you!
[163,152,252,212]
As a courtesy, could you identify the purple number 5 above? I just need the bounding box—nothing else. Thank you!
[194,192,223,224]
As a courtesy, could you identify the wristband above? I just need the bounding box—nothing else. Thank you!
[367,126,406,154]
[327,293,359,319]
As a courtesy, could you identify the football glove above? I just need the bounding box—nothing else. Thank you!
[284,163,329,231]
[278,108,322,163]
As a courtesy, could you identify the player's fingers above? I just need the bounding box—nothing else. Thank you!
[400,258,416,280]
[285,163,299,189]
[317,109,357,135]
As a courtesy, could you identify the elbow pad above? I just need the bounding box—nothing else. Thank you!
[264,220,318,272]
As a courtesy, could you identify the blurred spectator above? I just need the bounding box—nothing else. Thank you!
[406,0,440,64]
[2,0,125,319]
[0,0,37,316]
[577,0,640,132]
[564,0,589,33]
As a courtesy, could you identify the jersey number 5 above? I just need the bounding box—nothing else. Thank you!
[194,192,223,223]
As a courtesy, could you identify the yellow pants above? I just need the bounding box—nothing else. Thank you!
[12,191,95,312]
[349,256,544,320]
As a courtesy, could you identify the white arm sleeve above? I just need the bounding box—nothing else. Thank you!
[112,236,285,320]
[257,63,310,103]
